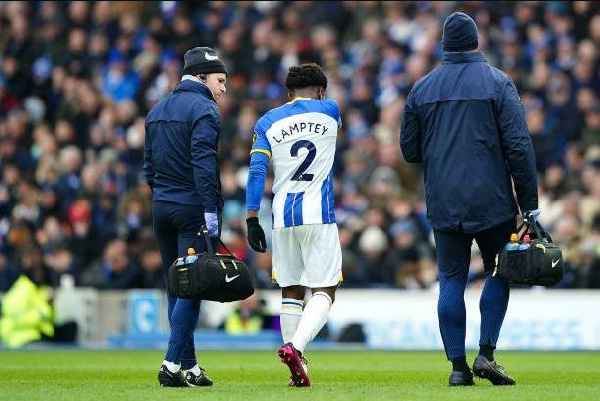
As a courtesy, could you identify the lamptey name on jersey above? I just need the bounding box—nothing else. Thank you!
[271,121,330,143]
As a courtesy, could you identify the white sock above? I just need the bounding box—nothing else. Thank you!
[291,292,332,354]
[184,364,201,376]
[280,298,304,343]
[163,360,181,373]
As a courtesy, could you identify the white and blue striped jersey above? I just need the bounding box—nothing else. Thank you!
[251,97,341,229]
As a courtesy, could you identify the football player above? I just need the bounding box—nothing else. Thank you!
[245,64,342,387]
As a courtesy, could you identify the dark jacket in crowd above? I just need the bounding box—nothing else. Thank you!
[400,51,538,233]
[143,79,223,213]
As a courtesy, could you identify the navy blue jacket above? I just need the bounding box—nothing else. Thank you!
[400,52,538,233]
[144,79,223,212]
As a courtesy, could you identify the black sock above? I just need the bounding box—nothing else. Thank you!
[451,356,470,372]
[479,345,495,361]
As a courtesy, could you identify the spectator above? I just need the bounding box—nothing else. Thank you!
[43,241,76,285]
[223,293,268,335]
[80,238,142,289]
[357,226,391,286]
[137,237,163,289]
[0,1,599,291]
[67,199,104,282]
[116,189,150,243]
[100,49,140,103]
[0,245,54,348]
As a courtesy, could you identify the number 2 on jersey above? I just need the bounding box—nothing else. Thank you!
[290,140,316,181]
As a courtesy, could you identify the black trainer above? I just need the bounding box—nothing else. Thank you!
[449,369,475,386]
[472,355,516,385]
[158,365,187,387]
[184,367,213,387]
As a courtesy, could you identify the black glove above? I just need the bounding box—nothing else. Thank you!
[246,217,267,253]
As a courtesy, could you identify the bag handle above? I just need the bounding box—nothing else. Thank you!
[534,220,553,242]
[189,225,235,256]
[517,217,553,243]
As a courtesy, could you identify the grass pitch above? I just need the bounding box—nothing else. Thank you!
[0,350,598,400]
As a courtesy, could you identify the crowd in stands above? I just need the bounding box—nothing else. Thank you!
[1,1,599,293]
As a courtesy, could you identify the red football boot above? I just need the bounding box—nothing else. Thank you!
[278,342,311,387]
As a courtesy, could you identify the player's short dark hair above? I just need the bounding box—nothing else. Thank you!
[285,63,328,93]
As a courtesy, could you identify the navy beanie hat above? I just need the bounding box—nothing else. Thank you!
[442,12,479,52]
[182,47,228,76]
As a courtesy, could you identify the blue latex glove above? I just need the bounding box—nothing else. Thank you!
[204,212,219,237]
[522,209,541,223]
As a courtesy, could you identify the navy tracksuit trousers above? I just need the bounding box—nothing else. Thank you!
[433,218,516,360]
[153,201,217,369]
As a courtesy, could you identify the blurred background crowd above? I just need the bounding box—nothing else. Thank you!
[0,1,599,293]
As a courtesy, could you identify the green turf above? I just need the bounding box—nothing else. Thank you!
[0,350,599,400]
